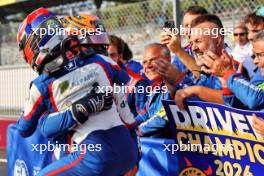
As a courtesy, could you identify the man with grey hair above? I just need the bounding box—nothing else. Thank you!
[200,30,264,137]
[135,43,175,137]
[142,43,182,88]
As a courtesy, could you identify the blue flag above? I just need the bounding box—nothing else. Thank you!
[137,137,180,176]
[7,124,53,176]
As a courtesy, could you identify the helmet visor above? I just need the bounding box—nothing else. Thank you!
[24,17,64,65]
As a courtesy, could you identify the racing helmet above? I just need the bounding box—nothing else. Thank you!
[61,14,109,54]
[17,7,67,74]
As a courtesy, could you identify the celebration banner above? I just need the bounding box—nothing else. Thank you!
[162,100,264,176]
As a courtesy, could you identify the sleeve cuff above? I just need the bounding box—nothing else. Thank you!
[222,70,237,96]
[69,107,82,125]
[222,87,232,96]
[135,117,143,126]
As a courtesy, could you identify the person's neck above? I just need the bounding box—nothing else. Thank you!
[215,47,225,57]
[216,47,224,57]
[216,42,226,55]
[120,59,127,65]
[238,42,249,47]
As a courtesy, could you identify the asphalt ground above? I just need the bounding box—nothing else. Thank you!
[0,149,7,176]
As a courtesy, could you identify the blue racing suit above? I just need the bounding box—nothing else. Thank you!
[223,69,264,111]
[134,72,222,137]
[176,71,222,90]
[124,59,143,75]
[16,54,138,176]
[250,68,264,86]
[123,59,152,85]
[172,44,193,72]
[124,67,149,117]
[135,82,171,137]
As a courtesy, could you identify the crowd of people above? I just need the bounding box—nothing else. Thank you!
[15,5,264,176]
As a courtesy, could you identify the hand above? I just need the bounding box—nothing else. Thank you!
[153,58,181,85]
[86,92,113,111]
[174,86,199,110]
[160,30,182,54]
[252,114,264,137]
[71,92,113,124]
[201,50,234,77]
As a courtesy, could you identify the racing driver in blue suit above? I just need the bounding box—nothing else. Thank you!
[16,8,138,176]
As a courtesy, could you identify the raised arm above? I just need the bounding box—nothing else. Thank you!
[160,31,201,78]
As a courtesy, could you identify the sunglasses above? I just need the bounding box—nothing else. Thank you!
[252,52,264,59]
[234,33,247,37]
